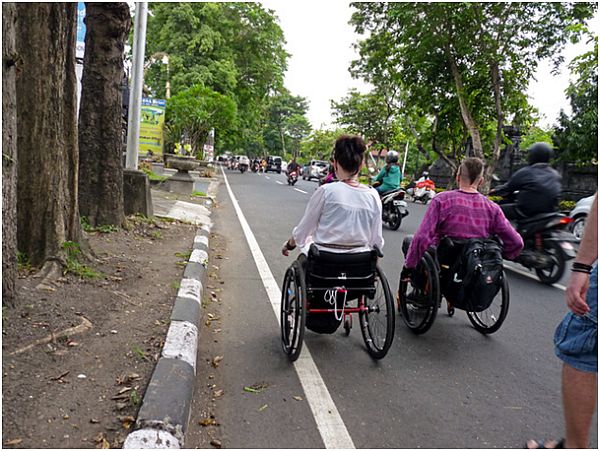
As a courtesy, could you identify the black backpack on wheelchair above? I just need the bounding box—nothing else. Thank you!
[437,237,504,312]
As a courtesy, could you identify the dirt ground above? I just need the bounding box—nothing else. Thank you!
[1,215,206,449]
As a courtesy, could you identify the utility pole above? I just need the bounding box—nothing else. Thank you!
[401,141,409,178]
[125,2,148,170]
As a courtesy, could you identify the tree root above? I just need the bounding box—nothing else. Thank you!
[8,316,93,356]
[34,259,63,291]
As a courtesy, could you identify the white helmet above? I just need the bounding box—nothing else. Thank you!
[385,150,399,164]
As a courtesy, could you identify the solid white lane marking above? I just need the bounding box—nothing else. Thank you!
[265,175,270,180]
[294,188,308,194]
[503,263,567,291]
[276,180,284,185]
[220,167,355,449]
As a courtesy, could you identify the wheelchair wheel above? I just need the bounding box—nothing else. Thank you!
[467,275,509,334]
[398,252,440,335]
[359,266,395,359]
[280,261,306,361]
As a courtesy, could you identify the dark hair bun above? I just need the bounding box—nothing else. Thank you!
[334,135,366,176]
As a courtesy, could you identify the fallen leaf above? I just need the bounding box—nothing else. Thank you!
[101,438,110,449]
[115,402,128,410]
[118,415,135,429]
[210,439,222,448]
[93,432,105,443]
[198,417,219,427]
[293,395,303,401]
[90,418,100,424]
[244,382,268,393]
[4,439,23,446]
[67,341,79,347]
[211,356,223,368]
[117,387,132,395]
[213,389,224,398]
[258,404,268,412]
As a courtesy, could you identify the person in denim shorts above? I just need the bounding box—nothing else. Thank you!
[527,193,597,449]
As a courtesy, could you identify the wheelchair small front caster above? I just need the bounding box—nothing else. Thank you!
[343,315,352,336]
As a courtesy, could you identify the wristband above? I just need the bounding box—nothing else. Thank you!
[572,262,593,274]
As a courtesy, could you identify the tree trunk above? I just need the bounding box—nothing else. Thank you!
[78,2,131,227]
[3,3,18,306]
[484,61,504,193]
[446,50,484,159]
[16,3,82,269]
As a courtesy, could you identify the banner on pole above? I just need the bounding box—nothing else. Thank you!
[139,98,166,156]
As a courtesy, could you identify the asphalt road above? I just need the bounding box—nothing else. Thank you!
[185,169,597,449]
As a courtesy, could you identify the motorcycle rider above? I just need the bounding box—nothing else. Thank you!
[373,150,402,194]
[287,157,300,176]
[490,142,562,220]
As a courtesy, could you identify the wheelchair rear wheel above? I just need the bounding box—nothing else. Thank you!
[398,252,440,334]
[280,261,306,361]
[359,266,395,359]
[467,274,509,334]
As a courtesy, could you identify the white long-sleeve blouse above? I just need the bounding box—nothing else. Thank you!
[292,181,384,254]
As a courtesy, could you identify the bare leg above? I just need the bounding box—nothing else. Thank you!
[563,363,597,449]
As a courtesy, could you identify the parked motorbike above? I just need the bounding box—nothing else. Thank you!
[497,194,577,284]
[251,160,260,173]
[287,170,299,186]
[239,163,248,173]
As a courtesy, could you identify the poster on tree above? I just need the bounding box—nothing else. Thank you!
[139,98,166,157]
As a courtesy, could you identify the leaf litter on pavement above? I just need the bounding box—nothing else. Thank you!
[243,382,269,393]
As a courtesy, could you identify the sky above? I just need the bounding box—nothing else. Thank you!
[259,0,597,130]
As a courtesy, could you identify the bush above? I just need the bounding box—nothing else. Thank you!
[559,200,577,211]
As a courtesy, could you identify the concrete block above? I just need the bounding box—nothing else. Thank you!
[171,297,201,327]
[135,358,195,440]
[161,321,198,371]
[123,429,180,449]
[183,261,205,282]
[124,168,154,217]
[176,278,202,304]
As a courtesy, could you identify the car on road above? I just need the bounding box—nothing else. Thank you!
[568,195,594,241]
[302,159,328,181]
[266,156,282,173]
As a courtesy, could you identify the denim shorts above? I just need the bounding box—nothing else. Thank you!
[554,264,598,373]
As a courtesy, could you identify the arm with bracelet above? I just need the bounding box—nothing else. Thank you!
[566,193,597,316]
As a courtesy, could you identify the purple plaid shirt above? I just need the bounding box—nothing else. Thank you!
[405,190,523,268]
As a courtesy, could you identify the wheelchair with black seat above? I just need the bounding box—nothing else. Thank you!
[281,244,395,361]
[397,236,510,335]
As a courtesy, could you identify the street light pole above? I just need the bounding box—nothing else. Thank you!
[126,2,148,170]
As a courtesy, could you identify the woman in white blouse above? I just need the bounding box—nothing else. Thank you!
[282,135,384,257]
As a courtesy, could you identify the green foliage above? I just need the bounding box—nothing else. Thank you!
[263,91,311,157]
[300,128,346,161]
[62,241,102,279]
[80,216,118,233]
[175,250,192,259]
[521,126,555,150]
[559,200,577,211]
[145,2,291,153]
[166,84,237,154]
[17,251,31,271]
[348,2,596,173]
[554,36,598,164]
[191,190,207,197]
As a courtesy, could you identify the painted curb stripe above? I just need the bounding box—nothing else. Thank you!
[176,278,202,304]
[190,249,209,265]
[161,321,199,372]
[194,235,209,248]
[123,428,180,449]
[221,166,355,449]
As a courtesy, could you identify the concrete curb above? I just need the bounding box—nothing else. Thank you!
[124,226,211,449]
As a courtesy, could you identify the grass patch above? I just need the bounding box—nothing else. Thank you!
[132,345,148,361]
[129,389,141,406]
[191,190,207,197]
[80,216,118,234]
[171,281,181,290]
[17,251,31,271]
[175,250,192,259]
[151,231,162,240]
[62,241,102,279]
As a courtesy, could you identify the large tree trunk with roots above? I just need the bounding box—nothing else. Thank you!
[16,3,82,274]
[3,3,18,306]
[78,2,131,227]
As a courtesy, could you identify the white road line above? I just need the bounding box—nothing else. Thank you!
[294,188,308,194]
[220,167,355,449]
[503,263,567,291]
[276,180,284,185]
[265,175,270,180]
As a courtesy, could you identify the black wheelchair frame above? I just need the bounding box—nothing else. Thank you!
[280,245,395,361]
[397,238,510,335]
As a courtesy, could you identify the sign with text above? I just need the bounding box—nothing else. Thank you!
[139,98,166,156]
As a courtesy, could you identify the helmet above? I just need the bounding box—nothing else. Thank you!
[385,150,399,164]
[422,171,429,178]
[527,142,553,165]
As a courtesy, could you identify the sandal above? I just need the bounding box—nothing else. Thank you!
[525,438,565,449]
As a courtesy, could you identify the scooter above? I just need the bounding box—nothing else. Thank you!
[497,194,577,284]
[409,179,436,204]
[287,170,298,186]
[239,163,248,174]
[380,189,409,230]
